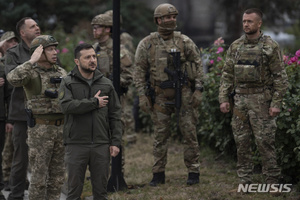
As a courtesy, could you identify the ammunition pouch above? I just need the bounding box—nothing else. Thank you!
[157,84,175,99]
[235,87,264,94]
[184,61,197,82]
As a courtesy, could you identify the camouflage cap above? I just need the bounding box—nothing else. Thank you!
[91,13,113,26]
[30,35,58,54]
[0,31,18,47]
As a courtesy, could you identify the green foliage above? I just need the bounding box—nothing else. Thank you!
[197,38,236,155]
[275,51,300,183]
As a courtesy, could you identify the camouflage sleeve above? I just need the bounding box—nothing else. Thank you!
[218,45,235,103]
[265,40,288,108]
[134,37,149,96]
[6,61,36,87]
[120,45,133,88]
[182,35,204,89]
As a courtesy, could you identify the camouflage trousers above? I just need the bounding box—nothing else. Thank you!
[232,93,281,184]
[27,123,65,200]
[151,86,200,173]
[2,131,13,182]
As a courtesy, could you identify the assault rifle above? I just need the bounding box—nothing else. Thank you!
[159,49,187,132]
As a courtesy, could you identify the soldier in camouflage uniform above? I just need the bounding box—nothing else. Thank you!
[91,13,133,173]
[7,35,67,200]
[0,31,18,199]
[104,9,136,56]
[0,31,18,193]
[134,3,204,186]
[219,8,288,185]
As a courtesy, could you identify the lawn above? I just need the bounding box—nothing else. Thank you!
[81,133,300,200]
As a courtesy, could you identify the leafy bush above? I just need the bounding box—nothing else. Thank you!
[197,38,236,155]
[276,49,300,183]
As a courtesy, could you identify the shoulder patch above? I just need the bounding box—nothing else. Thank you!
[58,89,65,100]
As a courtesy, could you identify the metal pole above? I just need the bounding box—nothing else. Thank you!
[107,0,127,192]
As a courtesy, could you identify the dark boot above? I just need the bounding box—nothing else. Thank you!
[187,172,199,185]
[149,172,165,187]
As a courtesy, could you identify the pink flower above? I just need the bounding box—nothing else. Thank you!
[79,41,84,44]
[214,37,224,46]
[210,60,214,64]
[288,108,292,112]
[216,47,224,54]
[295,49,300,57]
[283,55,289,64]
[290,56,298,63]
[298,60,300,65]
[56,49,60,53]
[287,60,293,65]
[217,57,222,62]
[61,48,69,53]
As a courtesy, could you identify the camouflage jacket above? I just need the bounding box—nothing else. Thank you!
[93,37,133,89]
[7,61,67,118]
[134,31,204,96]
[59,66,122,146]
[5,40,31,121]
[219,33,288,108]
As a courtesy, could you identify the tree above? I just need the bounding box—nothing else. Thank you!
[216,0,300,43]
[0,0,105,33]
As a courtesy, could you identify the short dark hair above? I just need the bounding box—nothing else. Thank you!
[16,17,32,36]
[74,43,94,59]
[244,8,263,20]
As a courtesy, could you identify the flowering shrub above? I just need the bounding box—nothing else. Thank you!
[197,37,236,154]
[276,49,300,183]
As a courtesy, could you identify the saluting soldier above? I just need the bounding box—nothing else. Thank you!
[7,35,67,200]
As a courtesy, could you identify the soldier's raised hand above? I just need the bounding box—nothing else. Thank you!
[29,45,43,65]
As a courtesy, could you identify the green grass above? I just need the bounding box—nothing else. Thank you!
[81,133,300,200]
